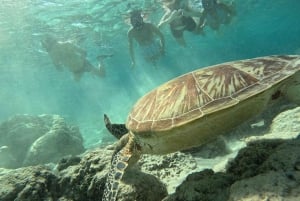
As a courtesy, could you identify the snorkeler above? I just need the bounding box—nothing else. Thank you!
[42,35,105,81]
[127,10,165,68]
[158,0,201,47]
[198,0,235,31]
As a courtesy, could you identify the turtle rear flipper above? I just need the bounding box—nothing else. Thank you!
[104,114,128,139]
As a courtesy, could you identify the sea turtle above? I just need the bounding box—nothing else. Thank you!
[102,55,300,201]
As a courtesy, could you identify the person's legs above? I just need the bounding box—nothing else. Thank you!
[170,26,186,47]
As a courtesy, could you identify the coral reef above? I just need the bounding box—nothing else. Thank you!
[0,147,167,201]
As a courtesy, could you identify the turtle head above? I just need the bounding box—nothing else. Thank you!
[112,133,141,167]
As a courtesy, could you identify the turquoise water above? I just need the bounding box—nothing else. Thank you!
[0,0,299,147]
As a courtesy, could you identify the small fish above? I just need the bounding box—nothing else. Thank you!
[0,145,8,152]
[96,54,114,61]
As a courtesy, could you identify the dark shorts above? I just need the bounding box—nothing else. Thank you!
[170,16,196,38]
[140,40,161,62]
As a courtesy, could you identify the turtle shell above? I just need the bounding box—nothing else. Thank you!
[127,55,300,134]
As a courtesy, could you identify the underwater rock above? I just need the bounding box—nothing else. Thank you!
[23,117,85,166]
[56,148,110,201]
[226,139,285,179]
[139,152,197,193]
[0,114,52,168]
[245,106,300,141]
[164,137,300,201]
[55,155,81,171]
[229,138,300,200]
[0,114,85,168]
[0,147,167,201]
[0,136,299,201]
[270,106,300,132]
[57,147,167,201]
[164,169,235,201]
[229,171,300,201]
[0,165,58,201]
[118,168,168,201]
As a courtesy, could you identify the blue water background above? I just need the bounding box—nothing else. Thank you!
[0,0,299,147]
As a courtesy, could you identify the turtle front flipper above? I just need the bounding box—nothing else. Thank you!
[102,134,141,201]
[102,148,130,201]
[104,114,128,139]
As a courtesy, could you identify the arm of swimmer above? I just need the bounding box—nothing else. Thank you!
[157,11,173,28]
[198,11,207,28]
[127,30,135,67]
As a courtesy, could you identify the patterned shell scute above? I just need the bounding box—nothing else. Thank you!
[127,55,300,132]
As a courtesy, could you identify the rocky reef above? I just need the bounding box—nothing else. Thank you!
[0,107,300,201]
[164,137,300,201]
[0,146,167,201]
[0,114,85,168]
